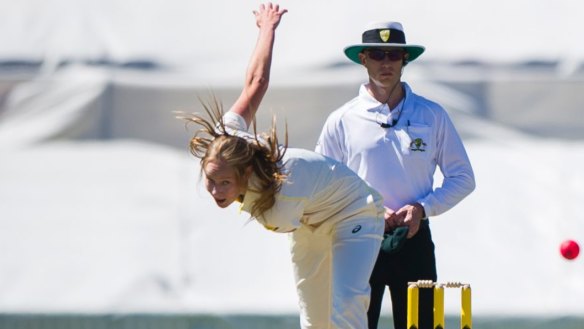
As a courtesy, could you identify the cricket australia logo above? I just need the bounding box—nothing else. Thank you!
[410,138,427,152]
[379,29,390,42]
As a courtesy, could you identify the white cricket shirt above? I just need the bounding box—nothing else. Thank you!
[223,112,384,233]
[315,82,475,217]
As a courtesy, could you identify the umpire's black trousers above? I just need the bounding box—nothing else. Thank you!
[367,220,437,329]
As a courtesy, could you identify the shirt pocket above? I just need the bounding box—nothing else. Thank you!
[396,124,432,159]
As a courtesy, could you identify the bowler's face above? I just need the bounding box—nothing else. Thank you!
[203,159,244,208]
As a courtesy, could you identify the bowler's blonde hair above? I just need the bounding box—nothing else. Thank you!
[181,97,287,218]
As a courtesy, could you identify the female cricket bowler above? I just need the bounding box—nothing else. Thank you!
[181,3,384,328]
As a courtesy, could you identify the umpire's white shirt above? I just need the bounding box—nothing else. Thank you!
[315,82,475,217]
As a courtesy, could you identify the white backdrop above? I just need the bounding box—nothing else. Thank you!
[1,0,583,81]
[1,67,584,315]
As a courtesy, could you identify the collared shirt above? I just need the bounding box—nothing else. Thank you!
[224,112,384,233]
[315,82,475,217]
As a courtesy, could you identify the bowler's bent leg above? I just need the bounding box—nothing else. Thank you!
[331,218,384,328]
[290,225,333,329]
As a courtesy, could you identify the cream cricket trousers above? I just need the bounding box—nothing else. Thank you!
[290,217,384,329]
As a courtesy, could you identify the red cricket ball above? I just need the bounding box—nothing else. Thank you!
[560,240,580,260]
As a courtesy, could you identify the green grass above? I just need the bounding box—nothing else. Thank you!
[1,314,583,329]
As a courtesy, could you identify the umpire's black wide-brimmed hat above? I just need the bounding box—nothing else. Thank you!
[344,21,425,64]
